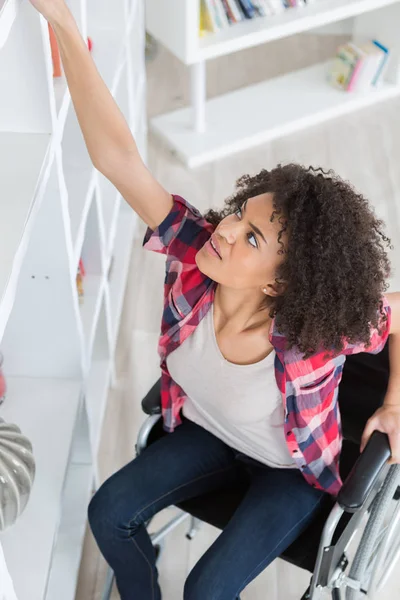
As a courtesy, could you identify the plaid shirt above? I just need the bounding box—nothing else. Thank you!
[143,195,392,496]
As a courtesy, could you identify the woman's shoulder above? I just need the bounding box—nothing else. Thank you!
[269,318,345,384]
[143,194,214,258]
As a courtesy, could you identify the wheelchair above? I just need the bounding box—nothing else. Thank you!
[102,341,400,600]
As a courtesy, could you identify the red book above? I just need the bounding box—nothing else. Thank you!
[48,24,62,78]
[79,258,86,277]
[221,0,236,22]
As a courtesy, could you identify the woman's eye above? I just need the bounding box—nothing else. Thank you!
[235,208,257,248]
[247,233,258,248]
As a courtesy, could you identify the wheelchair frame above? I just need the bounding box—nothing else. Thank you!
[101,413,400,600]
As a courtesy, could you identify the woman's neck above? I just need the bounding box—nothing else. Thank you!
[214,284,271,335]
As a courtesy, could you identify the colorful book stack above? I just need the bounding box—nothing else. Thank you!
[329,40,390,92]
[48,24,62,78]
[76,258,86,305]
[199,0,315,35]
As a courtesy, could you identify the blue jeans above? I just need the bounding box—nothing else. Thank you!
[88,418,326,600]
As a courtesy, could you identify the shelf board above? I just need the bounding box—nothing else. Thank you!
[0,377,82,600]
[151,62,400,168]
[107,194,121,253]
[108,205,137,349]
[197,0,400,61]
[62,102,97,257]
[0,0,21,49]
[98,174,120,251]
[54,76,69,118]
[65,168,95,256]
[0,132,50,339]
[44,463,93,600]
[79,274,105,357]
[86,359,111,454]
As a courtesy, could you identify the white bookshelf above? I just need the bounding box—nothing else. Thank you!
[146,0,400,167]
[0,0,146,599]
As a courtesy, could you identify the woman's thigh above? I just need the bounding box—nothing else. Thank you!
[88,419,241,536]
[184,466,326,600]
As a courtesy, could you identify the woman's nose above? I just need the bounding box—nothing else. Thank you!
[218,224,237,244]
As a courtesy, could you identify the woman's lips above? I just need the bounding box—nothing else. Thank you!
[206,237,222,259]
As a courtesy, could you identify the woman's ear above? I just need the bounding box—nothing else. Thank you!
[263,280,286,297]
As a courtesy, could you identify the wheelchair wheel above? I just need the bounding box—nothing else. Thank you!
[346,465,400,599]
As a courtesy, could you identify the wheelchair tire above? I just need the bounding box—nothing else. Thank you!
[346,465,400,600]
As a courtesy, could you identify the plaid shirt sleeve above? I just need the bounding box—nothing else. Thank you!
[142,194,214,260]
[343,296,392,356]
[142,194,215,433]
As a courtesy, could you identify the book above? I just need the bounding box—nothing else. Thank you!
[201,0,219,33]
[208,0,223,29]
[251,0,267,16]
[76,258,85,304]
[79,258,86,277]
[213,0,230,28]
[346,47,365,92]
[200,0,295,34]
[348,41,386,92]
[48,23,62,78]
[372,40,390,86]
[266,0,285,14]
[236,0,256,18]
[256,0,273,15]
[229,0,246,20]
[329,43,359,90]
[221,0,236,22]
[259,0,274,14]
[328,39,389,92]
[200,0,212,35]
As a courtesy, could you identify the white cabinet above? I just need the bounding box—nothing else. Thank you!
[146,0,400,167]
[0,1,146,598]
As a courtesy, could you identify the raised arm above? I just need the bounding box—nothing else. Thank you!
[29,0,173,230]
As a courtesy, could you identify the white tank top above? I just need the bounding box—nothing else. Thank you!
[166,305,295,469]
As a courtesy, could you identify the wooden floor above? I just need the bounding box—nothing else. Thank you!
[75,34,400,600]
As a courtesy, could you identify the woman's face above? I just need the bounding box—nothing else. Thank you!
[196,193,286,295]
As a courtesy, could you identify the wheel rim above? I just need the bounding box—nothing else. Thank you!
[345,466,400,600]
[367,498,400,595]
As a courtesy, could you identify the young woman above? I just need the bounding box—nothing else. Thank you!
[30,1,400,599]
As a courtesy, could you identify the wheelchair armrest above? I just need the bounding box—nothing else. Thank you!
[141,379,162,415]
[338,431,391,513]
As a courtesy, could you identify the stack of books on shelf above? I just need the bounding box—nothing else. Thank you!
[76,258,86,305]
[329,40,390,92]
[199,0,317,35]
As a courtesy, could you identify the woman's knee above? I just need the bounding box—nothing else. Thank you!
[88,472,144,547]
[88,480,117,544]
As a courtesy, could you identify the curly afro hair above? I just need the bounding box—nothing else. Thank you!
[203,164,391,358]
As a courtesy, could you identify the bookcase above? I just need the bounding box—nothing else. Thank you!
[146,0,400,167]
[0,0,146,598]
